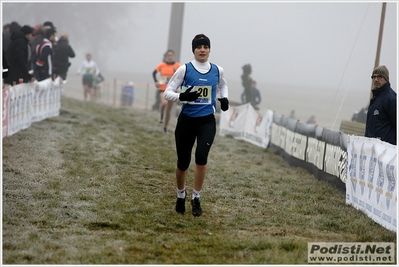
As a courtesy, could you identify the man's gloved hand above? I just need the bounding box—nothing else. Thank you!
[218,97,229,111]
[179,86,201,102]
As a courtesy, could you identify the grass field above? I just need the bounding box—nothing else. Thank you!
[2,96,396,264]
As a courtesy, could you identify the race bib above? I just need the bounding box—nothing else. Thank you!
[181,85,212,105]
[85,67,95,74]
[159,76,171,85]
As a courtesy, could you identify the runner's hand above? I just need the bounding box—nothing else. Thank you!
[179,86,201,102]
[218,97,229,111]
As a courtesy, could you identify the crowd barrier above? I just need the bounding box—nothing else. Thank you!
[219,103,396,232]
[2,77,63,138]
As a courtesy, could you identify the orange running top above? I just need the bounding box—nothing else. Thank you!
[155,62,181,91]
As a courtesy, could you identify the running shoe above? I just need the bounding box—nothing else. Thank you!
[175,191,186,215]
[191,197,202,217]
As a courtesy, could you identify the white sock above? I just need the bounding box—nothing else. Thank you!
[177,188,186,199]
[192,189,201,200]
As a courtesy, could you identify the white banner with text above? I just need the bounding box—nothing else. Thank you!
[2,77,63,138]
[219,103,273,148]
[346,136,397,232]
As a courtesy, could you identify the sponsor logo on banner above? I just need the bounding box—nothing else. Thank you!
[359,144,366,195]
[284,129,295,155]
[339,148,347,183]
[228,108,239,128]
[292,133,307,160]
[219,105,246,139]
[324,144,346,181]
[254,114,262,133]
[376,149,387,204]
[367,145,377,199]
[262,110,273,148]
[306,137,325,171]
[349,142,358,192]
[270,122,281,147]
[385,155,396,210]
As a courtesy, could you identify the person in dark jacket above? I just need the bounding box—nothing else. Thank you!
[365,65,397,145]
[3,21,21,54]
[4,25,33,85]
[241,80,261,108]
[54,33,75,81]
[3,23,11,53]
[3,23,11,79]
[3,49,9,80]
[30,25,44,72]
[30,24,54,77]
[34,28,56,81]
[241,64,253,105]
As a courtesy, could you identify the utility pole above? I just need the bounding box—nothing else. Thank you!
[167,3,185,62]
[370,2,386,97]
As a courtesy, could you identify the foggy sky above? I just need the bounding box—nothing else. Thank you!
[3,2,397,85]
[2,1,397,121]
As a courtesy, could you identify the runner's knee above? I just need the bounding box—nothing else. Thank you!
[177,159,190,171]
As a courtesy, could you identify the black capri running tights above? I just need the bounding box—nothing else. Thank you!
[174,113,216,171]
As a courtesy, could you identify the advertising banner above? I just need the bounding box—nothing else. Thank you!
[262,109,274,148]
[242,104,273,148]
[219,103,274,149]
[270,113,284,152]
[3,77,63,138]
[8,83,34,136]
[32,77,62,122]
[219,103,250,140]
[2,85,10,138]
[346,136,397,232]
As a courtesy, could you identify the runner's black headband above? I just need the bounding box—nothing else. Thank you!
[192,38,211,53]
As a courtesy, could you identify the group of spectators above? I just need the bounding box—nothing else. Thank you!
[2,20,75,85]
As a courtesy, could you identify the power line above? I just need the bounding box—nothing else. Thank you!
[328,3,371,129]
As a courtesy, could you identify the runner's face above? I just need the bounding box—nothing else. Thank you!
[194,45,210,63]
[165,52,175,63]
